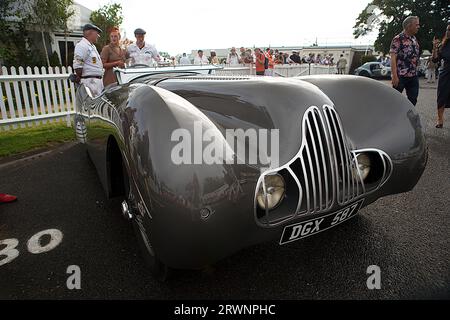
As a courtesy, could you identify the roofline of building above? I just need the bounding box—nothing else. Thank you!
[194,44,374,51]
[73,0,93,13]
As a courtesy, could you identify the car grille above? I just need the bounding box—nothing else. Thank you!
[255,104,388,227]
[290,105,365,213]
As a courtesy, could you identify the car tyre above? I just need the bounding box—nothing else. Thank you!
[122,162,172,281]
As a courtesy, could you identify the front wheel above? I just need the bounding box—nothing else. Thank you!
[122,162,171,281]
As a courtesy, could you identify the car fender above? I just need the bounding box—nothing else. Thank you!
[122,84,266,268]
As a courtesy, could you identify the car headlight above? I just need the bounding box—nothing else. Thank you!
[256,174,286,210]
[353,153,371,181]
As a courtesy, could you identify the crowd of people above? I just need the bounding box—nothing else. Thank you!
[183,47,348,76]
[72,22,348,91]
[72,24,162,95]
[185,47,342,67]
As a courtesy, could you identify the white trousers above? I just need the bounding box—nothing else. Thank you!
[81,78,104,97]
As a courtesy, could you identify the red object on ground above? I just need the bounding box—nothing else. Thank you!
[0,193,17,203]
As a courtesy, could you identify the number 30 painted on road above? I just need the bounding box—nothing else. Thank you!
[0,229,63,267]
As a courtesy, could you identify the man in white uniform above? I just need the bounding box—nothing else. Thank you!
[73,24,104,97]
[193,50,209,65]
[127,28,161,66]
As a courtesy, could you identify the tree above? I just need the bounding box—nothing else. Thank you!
[0,0,20,66]
[159,52,170,59]
[0,0,41,67]
[361,55,377,64]
[57,0,75,67]
[90,3,124,51]
[354,0,449,54]
[28,0,75,67]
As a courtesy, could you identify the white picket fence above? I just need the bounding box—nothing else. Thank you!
[0,66,76,131]
[0,64,337,131]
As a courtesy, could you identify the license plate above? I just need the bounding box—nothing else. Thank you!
[279,199,364,245]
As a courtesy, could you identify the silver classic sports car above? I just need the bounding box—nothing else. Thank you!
[354,61,392,79]
[74,65,427,279]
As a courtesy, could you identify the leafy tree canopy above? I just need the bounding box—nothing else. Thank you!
[90,3,124,51]
[0,0,39,67]
[354,0,449,54]
[0,0,75,67]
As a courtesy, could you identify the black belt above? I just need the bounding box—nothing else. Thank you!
[81,75,102,79]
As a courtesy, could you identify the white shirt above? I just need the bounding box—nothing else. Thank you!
[179,56,191,65]
[73,37,103,77]
[227,53,240,66]
[127,42,160,66]
[193,55,209,65]
[285,56,294,64]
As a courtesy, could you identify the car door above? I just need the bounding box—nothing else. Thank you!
[370,63,382,77]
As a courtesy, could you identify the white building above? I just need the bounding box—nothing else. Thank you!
[49,1,93,66]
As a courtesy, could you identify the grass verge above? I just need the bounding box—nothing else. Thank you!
[0,122,75,158]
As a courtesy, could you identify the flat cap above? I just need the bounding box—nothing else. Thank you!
[134,28,146,35]
[83,23,102,33]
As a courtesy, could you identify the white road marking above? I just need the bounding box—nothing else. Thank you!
[0,238,20,267]
[27,229,63,254]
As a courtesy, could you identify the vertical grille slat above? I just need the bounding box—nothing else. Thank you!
[321,107,338,208]
[343,140,353,203]
[304,119,318,212]
[312,109,332,210]
[306,115,323,211]
[327,107,345,204]
[300,154,311,213]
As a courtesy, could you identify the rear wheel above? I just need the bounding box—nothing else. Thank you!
[122,162,171,281]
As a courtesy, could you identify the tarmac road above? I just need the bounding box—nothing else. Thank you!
[0,80,449,299]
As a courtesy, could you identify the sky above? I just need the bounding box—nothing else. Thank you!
[75,0,378,56]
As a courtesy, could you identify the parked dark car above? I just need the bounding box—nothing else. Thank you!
[354,62,392,79]
[75,66,427,279]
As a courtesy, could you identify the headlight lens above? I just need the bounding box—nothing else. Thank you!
[354,153,371,181]
[256,174,286,210]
